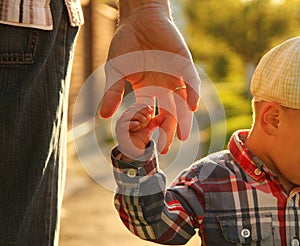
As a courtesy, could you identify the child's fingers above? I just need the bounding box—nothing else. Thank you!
[129,105,153,129]
[129,111,165,133]
[120,105,153,122]
[132,105,154,121]
[129,120,141,131]
[147,114,165,131]
[117,105,152,132]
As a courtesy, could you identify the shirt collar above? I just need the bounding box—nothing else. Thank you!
[228,130,267,182]
[229,130,300,196]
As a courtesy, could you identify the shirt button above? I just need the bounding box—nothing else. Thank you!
[241,228,251,238]
[127,168,137,178]
[254,168,262,176]
[292,238,300,246]
[288,199,295,207]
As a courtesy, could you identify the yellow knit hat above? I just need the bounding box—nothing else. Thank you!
[251,37,300,109]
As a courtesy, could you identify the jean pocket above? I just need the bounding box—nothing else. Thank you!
[0,24,39,65]
[216,212,273,244]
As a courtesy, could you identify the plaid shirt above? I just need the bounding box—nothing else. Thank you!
[111,130,300,246]
[0,0,83,30]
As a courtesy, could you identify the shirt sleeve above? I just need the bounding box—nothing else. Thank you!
[0,0,84,30]
[111,142,204,245]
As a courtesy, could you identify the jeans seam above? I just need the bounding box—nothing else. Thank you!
[0,29,39,64]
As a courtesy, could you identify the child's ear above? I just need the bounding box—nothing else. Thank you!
[259,103,281,135]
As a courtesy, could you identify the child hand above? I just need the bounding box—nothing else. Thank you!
[116,104,164,160]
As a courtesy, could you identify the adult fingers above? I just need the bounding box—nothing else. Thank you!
[183,61,201,112]
[99,79,125,118]
[100,50,129,118]
[157,110,176,154]
[173,87,193,141]
[156,91,177,154]
[164,48,200,112]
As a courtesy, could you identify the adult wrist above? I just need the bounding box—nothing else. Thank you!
[118,0,172,23]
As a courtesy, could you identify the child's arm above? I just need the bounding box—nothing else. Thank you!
[112,104,202,244]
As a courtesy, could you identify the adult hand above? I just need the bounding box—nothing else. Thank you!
[99,0,200,154]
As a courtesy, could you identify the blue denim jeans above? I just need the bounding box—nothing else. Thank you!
[0,1,79,245]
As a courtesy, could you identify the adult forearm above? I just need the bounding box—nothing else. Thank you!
[118,0,172,22]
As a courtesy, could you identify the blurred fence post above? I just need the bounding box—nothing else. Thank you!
[68,0,117,131]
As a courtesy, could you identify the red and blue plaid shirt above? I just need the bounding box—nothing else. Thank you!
[111,130,300,245]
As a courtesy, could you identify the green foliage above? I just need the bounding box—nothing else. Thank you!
[214,79,252,146]
[183,0,300,82]
[184,0,300,63]
[181,0,300,147]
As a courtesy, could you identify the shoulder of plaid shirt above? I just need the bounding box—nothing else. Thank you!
[0,0,84,30]
[111,130,300,246]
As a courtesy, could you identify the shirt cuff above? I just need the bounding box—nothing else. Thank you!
[111,140,158,177]
[111,141,167,196]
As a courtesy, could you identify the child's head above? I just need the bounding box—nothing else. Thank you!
[247,37,300,191]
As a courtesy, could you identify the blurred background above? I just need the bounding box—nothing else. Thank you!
[59,0,300,245]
